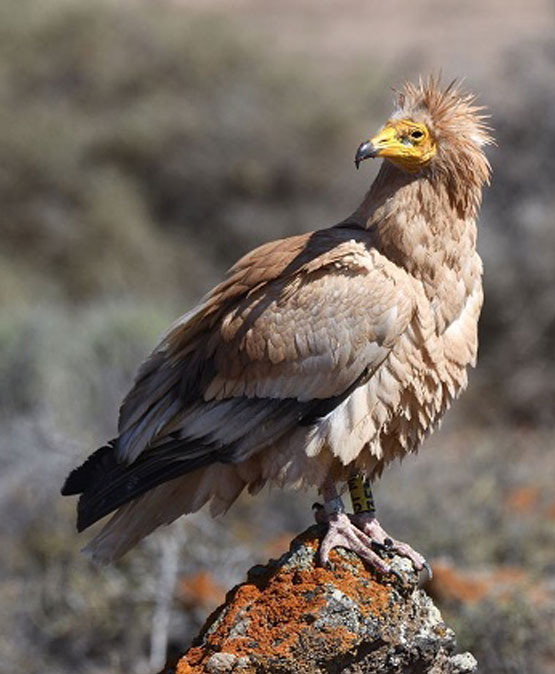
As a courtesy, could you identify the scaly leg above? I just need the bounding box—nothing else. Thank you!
[315,479,394,575]
[315,475,431,579]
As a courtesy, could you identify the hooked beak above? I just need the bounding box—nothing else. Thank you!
[354,141,378,169]
[354,125,399,169]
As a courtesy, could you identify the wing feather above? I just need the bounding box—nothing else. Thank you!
[66,222,420,532]
[116,226,416,465]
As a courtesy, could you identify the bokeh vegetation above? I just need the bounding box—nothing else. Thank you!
[0,1,553,673]
[0,0,371,306]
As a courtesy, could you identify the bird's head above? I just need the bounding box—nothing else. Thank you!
[355,76,494,181]
[355,119,436,173]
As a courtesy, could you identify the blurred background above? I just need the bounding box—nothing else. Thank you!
[0,0,554,672]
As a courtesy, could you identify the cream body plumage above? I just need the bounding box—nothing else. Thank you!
[62,78,492,566]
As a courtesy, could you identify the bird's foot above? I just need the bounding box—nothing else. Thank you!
[352,511,432,579]
[316,508,401,579]
[313,503,431,580]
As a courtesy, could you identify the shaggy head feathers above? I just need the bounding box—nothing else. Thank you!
[394,76,493,148]
[391,76,494,213]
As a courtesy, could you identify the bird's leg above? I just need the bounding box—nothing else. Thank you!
[314,475,431,579]
[349,474,432,578]
[315,478,394,575]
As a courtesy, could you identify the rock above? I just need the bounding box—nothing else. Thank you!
[205,652,239,672]
[166,525,476,674]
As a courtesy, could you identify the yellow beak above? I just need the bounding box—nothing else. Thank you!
[355,125,400,169]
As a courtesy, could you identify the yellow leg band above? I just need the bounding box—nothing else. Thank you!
[348,475,376,514]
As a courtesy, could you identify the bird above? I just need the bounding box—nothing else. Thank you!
[62,76,493,571]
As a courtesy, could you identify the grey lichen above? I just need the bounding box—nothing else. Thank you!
[169,526,477,674]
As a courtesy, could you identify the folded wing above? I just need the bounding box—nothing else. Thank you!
[63,226,416,532]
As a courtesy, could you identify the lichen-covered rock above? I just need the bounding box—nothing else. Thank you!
[166,525,476,674]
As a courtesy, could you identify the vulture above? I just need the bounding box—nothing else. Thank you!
[62,77,493,572]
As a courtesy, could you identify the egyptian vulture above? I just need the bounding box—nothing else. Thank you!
[62,77,492,572]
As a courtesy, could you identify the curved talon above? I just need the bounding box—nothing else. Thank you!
[370,539,388,553]
[312,502,327,525]
[353,514,428,575]
[423,560,433,581]
[316,506,428,581]
[388,568,404,584]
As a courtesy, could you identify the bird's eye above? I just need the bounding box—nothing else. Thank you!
[410,130,424,140]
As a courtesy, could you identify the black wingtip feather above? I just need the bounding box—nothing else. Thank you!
[61,441,119,497]
[62,386,371,534]
[66,437,222,533]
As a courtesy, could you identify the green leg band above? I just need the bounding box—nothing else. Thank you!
[348,475,376,514]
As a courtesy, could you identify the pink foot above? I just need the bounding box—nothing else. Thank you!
[316,510,401,579]
[314,505,431,579]
[352,512,432,579]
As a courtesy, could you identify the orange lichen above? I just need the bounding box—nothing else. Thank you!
[174,530,394,673]
[175,660,194,674]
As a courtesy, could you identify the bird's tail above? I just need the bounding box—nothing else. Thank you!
[61,436,232,533]
[80,462,247,564]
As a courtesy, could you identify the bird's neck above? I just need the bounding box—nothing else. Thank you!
[351,162,483,299]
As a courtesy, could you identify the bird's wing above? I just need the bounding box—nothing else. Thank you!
[63,226,417,531]
[117,226,416,461]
